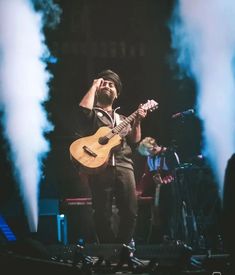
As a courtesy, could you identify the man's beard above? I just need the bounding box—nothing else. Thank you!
[96,89,116,106]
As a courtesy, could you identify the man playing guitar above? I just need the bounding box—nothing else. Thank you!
[72,69,150,248]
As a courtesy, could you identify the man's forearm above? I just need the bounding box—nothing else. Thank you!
[79,86,96,110]
[129,121,142,143]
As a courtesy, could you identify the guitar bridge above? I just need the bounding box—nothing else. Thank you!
[83,146,97,157]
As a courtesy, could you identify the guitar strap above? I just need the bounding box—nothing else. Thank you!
[114,112,122,126]
[108,112,122,167]
[153,150,166,208]
[159,150,165,173]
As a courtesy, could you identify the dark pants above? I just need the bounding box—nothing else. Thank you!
[89,165,137,245]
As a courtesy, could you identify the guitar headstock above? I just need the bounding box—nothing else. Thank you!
[141,99,159,112]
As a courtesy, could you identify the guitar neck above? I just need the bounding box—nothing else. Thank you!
[109,99,158,136]
[113,110,138,134]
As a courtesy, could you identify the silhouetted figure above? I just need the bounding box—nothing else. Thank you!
[223,153,235,265]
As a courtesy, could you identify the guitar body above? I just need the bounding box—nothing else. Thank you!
[70,126,122,174]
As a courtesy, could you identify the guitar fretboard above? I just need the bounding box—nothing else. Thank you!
[113,111,138,134]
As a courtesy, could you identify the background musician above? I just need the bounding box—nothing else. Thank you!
[137,136,180,243]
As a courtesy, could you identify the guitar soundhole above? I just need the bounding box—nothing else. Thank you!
[99,136,109,145]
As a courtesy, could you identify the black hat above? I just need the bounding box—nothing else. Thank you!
[97,69,122,95]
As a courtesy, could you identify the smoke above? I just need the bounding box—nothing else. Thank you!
[33,0,62,30]
[0,0,60,232]
[169,0,235,198]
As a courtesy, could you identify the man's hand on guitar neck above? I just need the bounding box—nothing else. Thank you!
[134,100,158,124]
[134,104,148,124]
[130,105,147,143]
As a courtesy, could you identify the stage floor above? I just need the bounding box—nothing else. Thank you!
[1,241,231,274]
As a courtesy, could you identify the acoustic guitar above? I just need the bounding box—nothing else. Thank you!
[70,99,158,174]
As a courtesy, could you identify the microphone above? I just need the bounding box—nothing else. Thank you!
[172,109,194,119]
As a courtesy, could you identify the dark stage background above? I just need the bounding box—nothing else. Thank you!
[0,0,221,250]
